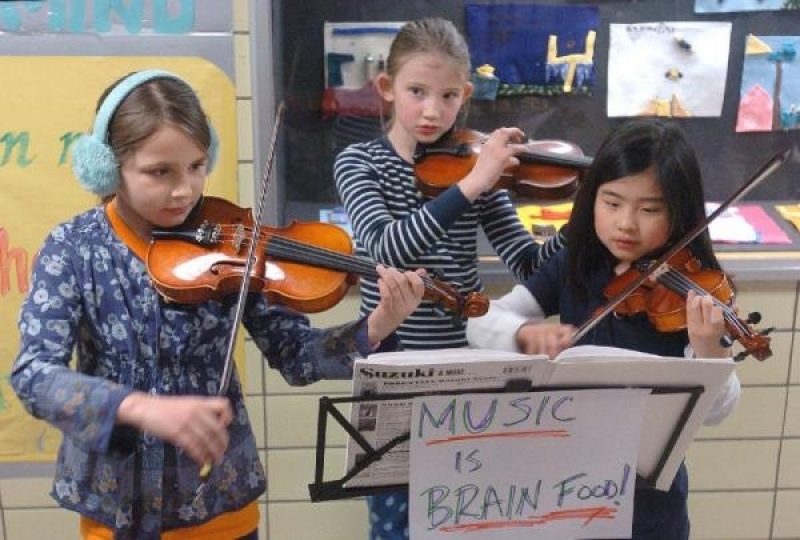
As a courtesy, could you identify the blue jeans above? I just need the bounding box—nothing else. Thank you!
[367,491,408,540]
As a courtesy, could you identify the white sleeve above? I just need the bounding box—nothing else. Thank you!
[702,370,741,426]
[466,284,546,352]
[683,345,742,426]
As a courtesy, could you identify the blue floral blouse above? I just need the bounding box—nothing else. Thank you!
[11,205,397,539]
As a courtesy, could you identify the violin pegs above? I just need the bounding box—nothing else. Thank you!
[733,350,749,363]
[761,326,775,337]
[746,311,762,325]
[719,335,734,348]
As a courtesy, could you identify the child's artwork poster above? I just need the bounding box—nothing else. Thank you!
[466,3,598,96]
[696,0,800,13]
[607,22,732,118]
[736,35,800,132]
[409,389,649,540]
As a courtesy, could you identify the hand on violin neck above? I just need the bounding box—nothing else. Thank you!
[366,265,426,346]
[457,127,525,201]
[685,289,732,359]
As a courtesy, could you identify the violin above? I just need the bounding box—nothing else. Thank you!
[413,128,593,200]
[603,248,772,362]
[146,196,489,318]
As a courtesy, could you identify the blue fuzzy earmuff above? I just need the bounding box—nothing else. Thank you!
[71,70,219,196]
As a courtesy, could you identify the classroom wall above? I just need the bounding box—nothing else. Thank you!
[1,2,799,540]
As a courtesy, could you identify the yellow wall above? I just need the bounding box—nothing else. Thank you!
[1,1,799,539]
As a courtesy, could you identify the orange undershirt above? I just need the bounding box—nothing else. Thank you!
[80,502,259,539]
[93,199,260,538]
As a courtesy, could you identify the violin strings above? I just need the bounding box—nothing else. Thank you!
[265,235,452,297]
[214,226,368,273]
[211,226,454,300]
[660,269,747,333]
[658,268,751,336]
[266,235,376,274]
[266,236,454,299]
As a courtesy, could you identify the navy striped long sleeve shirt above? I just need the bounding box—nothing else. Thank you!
[335,136,565,350]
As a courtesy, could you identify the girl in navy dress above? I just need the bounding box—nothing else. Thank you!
[467,118,742,539]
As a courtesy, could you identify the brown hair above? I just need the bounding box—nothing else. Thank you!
[385,18,471,81]
[100,73,212,167]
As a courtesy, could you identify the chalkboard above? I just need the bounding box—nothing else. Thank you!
[275,0,800,219]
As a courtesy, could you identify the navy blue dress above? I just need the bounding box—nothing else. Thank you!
[525,248,690,540]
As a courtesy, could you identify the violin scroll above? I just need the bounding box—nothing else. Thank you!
[420,274,489,318]
[730,316,773,362]
[462,292,491,318]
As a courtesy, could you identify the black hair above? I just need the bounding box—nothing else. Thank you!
[565,118,721,301]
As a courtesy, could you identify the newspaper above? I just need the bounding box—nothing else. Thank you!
[344,348,549,487]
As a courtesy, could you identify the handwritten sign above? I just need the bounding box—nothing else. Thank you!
[409,389,650,539]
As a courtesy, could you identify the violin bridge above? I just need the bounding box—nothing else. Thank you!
[232,223,246,252]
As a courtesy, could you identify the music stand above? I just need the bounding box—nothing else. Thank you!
[308,381,704,502]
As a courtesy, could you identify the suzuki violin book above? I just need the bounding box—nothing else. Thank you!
[343,345,734,491]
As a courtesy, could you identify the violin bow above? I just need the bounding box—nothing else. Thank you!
[194,101,286,498]
[569,147,793,346]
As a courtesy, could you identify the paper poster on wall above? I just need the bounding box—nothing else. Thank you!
[736,35,799,132]
[695,0,800,13]
[0,56,238,462]
[607,22,732,118]
[466,3,598,97]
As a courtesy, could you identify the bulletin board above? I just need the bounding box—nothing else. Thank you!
[275,0,800,216]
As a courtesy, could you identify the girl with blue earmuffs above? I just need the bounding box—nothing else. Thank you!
[12,70,426,539]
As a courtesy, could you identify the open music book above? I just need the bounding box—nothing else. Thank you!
[344,345,734,491]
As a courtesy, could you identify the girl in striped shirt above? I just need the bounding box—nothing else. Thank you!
[334,17,566,540]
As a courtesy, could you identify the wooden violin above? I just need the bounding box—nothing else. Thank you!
[413,128,593,200]
[146,196,489,318]
[604,248,772,361]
